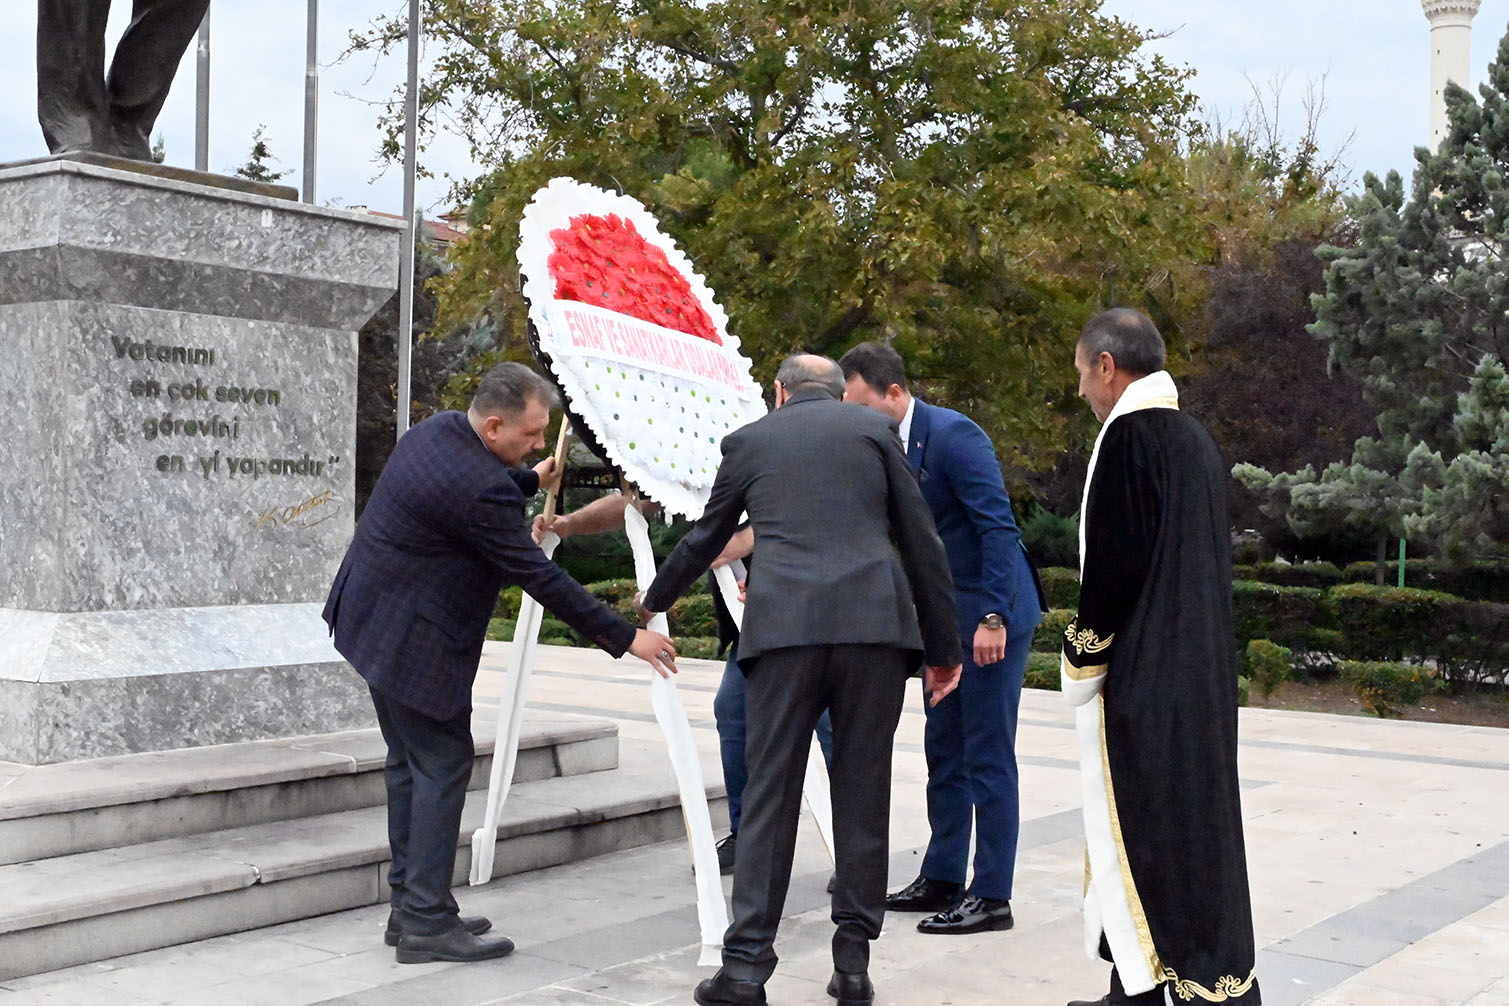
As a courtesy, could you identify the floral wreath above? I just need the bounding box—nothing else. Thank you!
[518,178,765,518]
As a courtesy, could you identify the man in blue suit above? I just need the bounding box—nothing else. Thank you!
[324,362,679,964]
[840,342,1045,936]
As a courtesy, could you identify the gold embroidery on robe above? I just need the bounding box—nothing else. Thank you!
[1162,967,1258,1001]
[1065,620,1114,656]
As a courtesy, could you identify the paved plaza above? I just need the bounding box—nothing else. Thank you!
[2,643,1506,1005]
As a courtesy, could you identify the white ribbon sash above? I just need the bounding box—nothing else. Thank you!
[626,504,728,966]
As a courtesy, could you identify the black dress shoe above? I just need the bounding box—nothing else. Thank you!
[826,970,874,1005]
[384,912,492,947]
[884,875,964,913]
[394,926,515,964]
[693,968,767,1005]
[916,895,1014,934]
[717,833,737,875]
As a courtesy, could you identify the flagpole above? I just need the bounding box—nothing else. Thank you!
[301,0,319,203]
[396,0,421,439]
[193,9,210,171]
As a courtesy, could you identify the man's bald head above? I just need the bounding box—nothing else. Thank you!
[774,354,844,403]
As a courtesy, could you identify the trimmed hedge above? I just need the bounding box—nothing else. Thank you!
[1037,567,1081,610]
[1232,562,1344,590]
[1025,650,1061,691]
[1337,559,1509,604]
[1032,609,1074,653]
[1232,581,1331,652]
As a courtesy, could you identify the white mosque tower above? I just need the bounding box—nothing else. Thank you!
[1423,0,1483,147]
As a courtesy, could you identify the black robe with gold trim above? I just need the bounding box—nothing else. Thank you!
[1062,403,1260,1003]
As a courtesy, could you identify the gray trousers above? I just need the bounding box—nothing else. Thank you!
[721,644,910,982]
[37,0,212,157]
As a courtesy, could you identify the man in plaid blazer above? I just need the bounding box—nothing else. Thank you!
[324,362,678,965]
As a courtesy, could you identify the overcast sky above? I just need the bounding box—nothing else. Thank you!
[4,2,1508,214]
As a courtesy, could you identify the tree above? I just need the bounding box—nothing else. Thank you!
[233,125,292,183]
[345,0,1205,473]
[1236,28,1509,562]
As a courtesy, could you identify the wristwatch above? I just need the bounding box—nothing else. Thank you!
[980,612,1004,630]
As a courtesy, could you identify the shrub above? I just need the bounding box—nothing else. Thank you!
[1236,675,1251,707]
[486,617,518,641]
[1032,609,1075,653]
[538,615,578,646]
[1232,581,1330,651]
[1024,650,1061,691]
[1019,505,1079,568]
[1341,559,1509,603]
[1244,639,1293,699]
[669,593,718,638]
[1340,660,1441,717]
[677,636,723,660]
[1037,567,1081,610]
[493,586,523,619]
[1233,562,1344,590]
[1326,583,1463,663]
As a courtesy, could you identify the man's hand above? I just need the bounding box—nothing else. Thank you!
[533,456,562,494]
[531,512,575,544]
[737,579,747,605]
[924,664,963,707]
[632,591,656,625]
[628,628,679,677]
[710,527,755,570]
[973,624,1007,666]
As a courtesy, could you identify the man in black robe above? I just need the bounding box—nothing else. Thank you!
[1062,309,1261,1006]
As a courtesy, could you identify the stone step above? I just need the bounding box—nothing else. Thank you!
[0,716,617,866]
[0,740,725,982]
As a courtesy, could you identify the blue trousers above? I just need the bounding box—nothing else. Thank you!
[715,644,833,835]
[918,622,1034,900]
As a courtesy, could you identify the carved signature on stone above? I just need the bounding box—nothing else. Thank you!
[255,490,339,531]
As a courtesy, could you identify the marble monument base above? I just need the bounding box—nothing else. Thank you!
[0,158,399,765]
[0,604,370,764]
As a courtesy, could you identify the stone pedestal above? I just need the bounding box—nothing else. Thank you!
[0,157,401,763]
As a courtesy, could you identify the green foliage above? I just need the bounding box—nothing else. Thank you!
[1032,608,1075,653]
[1231,562,1343,590]
[344,0,1218,471]
[233,125,291,183]
[1243,639,1292,699]
[493,586,523,620]
[538,614,577,645]
[1036,567,1082,610]
[1237,28,1509,561]
[669,593,718,638]
[1338,559,1509,604]
[1020,508,1080,569]
[1025,650,1062,691]
[1231,581,1330,652]
[1325,583,1464,662]
[486,617,517,641]
[1236,675,1251,708]
[1340,661,1441,718]
[678,636,723,660]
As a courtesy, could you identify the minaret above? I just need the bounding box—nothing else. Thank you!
[1423,0,1483,148]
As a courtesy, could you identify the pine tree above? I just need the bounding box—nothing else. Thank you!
[1236,27,1509,562]
[233,125,292,183]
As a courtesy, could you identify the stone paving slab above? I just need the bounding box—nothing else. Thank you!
[1,644,1505,1004]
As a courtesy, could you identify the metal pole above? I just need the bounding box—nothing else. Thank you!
[194,9,210,171]
[396,0,421,439]
[302,0,319,202]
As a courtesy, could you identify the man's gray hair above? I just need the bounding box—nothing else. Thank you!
[775,354,845,400]
[1078,308,1166,377]
[470,362,559,417]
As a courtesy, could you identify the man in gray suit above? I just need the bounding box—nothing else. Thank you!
[638,354,963,1006]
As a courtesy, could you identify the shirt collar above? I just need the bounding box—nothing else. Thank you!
[898,396,917,453]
